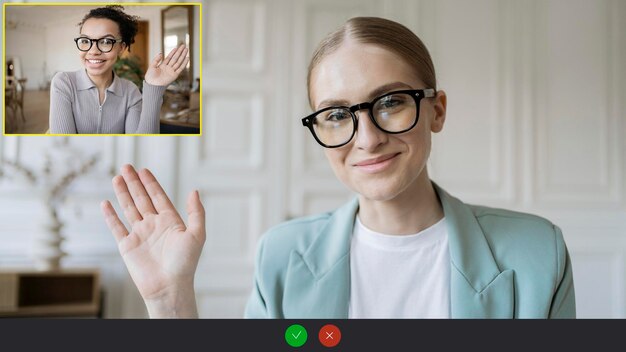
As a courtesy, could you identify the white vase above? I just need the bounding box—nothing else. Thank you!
[32,205,66,271]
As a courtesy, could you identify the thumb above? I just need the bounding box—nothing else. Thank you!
[186,190,206,242]
[151,52,163,68]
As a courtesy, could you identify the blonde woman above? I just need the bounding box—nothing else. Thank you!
[49,5,188,134]
[101,17,575,318]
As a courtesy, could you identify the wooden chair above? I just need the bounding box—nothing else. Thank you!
[5,77,27,130]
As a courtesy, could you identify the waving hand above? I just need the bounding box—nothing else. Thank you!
[101,164,204,317]
[144,44,190,87]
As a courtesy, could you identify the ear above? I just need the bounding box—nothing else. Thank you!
[430,90,447,133]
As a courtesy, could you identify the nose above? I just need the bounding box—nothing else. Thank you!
[87,42,102,55]
[353,110,387,151]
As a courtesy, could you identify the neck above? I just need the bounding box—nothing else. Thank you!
[357,170,444,236]
[87,69,113,91]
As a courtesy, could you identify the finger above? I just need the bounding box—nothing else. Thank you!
[163,44,182,66]
[101,200,129,243]
[112,174,143,225]
[166,44,185,68]
[186,190,206,242]
[120,164,157,217]
[172,47,189,71]
[136,168,179,216]
[150,52,163,68]
[175,57,190,74]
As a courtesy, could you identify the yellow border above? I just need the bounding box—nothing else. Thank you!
[2,1,203,137]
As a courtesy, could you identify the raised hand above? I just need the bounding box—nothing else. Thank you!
[101,164,205,318]
[144,44,189,87]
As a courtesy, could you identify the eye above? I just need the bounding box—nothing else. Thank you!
[325,109,351,122]
[379,96,402,109]
[78,38,91,45]
[100,38,115,45]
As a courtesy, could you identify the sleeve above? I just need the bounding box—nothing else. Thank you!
[549,225,576,318]
[125,81,167,134]
[49,72,77,134]
[244,236,268,318]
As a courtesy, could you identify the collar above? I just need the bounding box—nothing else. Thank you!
[76,68,123,96]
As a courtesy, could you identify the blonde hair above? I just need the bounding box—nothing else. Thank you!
[307,17,437,106]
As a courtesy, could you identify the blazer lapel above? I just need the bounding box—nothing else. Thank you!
[434,183,515,318]
[282,199,358,318]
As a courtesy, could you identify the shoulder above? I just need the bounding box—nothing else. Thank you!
[50,71,75,90]
[118,75,138,88]
[115,76,141,97]
[468,204,562,243]
[465,203,568,271]
[435,183,561,246]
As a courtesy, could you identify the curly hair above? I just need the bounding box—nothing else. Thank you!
[78,5,139,52]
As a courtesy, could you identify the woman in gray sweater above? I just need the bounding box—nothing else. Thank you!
[49,5,189,134]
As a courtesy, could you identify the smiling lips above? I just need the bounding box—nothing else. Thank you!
[353,152,401,173]
[86,59,106,67]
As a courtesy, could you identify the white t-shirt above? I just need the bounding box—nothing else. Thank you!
[348,216,450,318]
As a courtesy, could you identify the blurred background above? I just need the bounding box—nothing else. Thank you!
[4,1,201,134]
[1,0,625,318]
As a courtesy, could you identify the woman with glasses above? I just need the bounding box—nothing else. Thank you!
[101,17,575,318]
[49,5,188,134]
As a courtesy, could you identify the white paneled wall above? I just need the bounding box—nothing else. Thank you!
[1,0,625,318]
[189,0,284,317]
[430,0,516,204]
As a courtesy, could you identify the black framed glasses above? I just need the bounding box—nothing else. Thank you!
[302,89,436,148]
[74,37,123,53]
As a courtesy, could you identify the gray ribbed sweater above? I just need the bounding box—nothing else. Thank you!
[49,69,167,134]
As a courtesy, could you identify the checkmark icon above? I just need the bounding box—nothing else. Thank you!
[285,324,308,347]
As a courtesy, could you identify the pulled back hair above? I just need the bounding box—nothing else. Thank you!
[78,5,139,52]
[307,17,437,107]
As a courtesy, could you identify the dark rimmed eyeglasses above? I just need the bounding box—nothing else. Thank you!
[301,89,436,148]
[74,37,123,53]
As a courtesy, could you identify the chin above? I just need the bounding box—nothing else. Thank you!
[85,66,110,76]
[353,180,406,202]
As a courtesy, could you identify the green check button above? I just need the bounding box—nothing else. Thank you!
[285,324,308,347]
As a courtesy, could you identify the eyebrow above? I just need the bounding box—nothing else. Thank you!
[316,81,415,110]
[78,34,117,38]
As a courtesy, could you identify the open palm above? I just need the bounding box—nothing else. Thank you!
[101,165,205,302]
[144,44,189,87]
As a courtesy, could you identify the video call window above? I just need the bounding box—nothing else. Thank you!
[3,3,202,136]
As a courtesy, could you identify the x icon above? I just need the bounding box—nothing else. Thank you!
[319,324,341,347]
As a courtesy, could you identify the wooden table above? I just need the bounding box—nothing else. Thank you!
[0,268,101,318]
[160,91,200,134]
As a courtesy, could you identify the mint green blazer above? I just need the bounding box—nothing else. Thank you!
[244,183,576,318]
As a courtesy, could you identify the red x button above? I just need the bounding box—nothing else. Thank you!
[318,324,341,348]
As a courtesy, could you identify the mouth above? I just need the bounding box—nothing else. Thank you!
[353,153,401,173]
[85,59,106,67]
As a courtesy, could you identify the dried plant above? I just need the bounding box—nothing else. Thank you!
[0,139,101,270]
[0,139,100,215]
